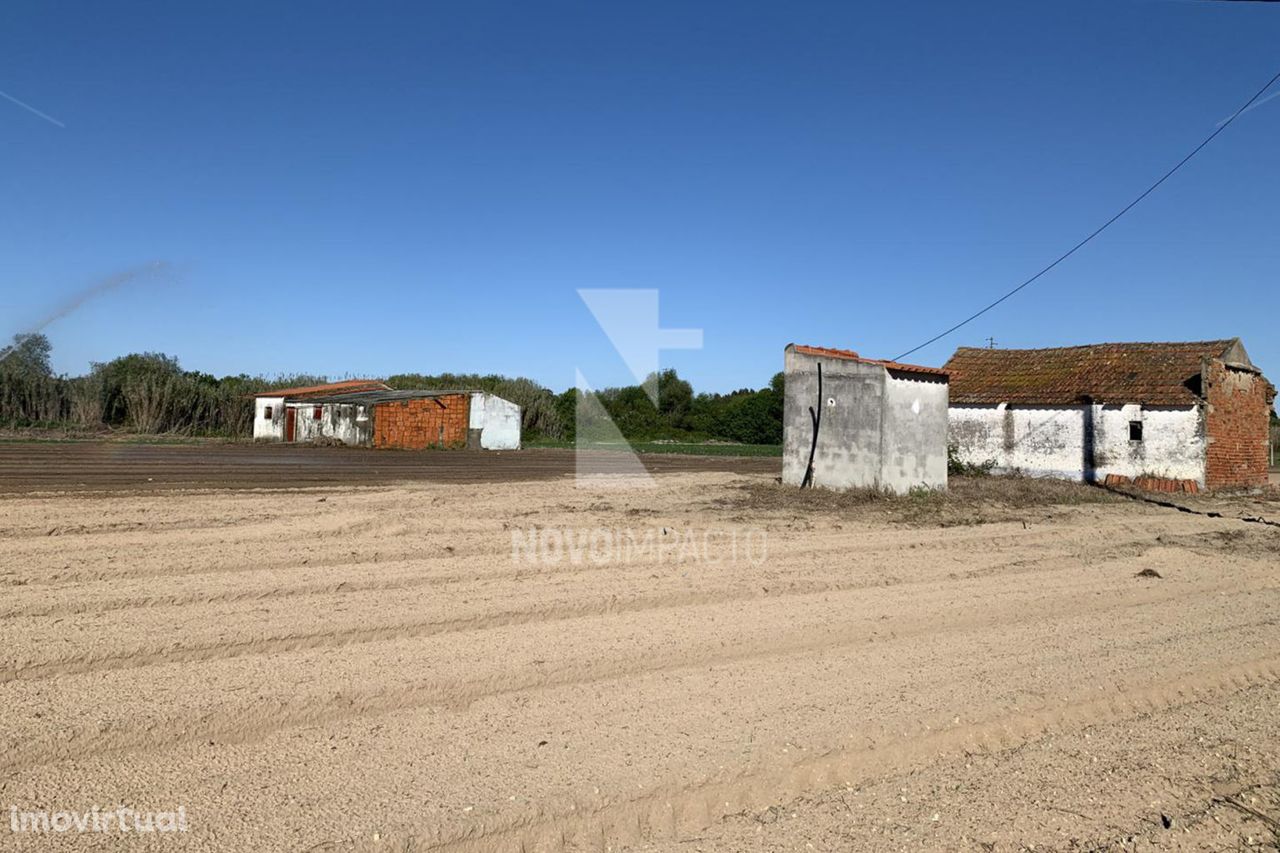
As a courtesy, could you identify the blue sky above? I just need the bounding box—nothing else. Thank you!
[2,1,1277,393]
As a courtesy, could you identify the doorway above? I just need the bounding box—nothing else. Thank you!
[285,407,296,442]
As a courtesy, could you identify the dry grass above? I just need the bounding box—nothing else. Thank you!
[718,474,1123,526]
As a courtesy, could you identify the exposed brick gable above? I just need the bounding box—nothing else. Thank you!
[1204,361,1271,490]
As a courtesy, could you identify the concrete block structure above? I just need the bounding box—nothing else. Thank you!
[782,344,949,494]
[253,381,520,450]
[945,339,1275,491]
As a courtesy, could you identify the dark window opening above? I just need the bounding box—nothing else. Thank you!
[263,406,273,419]
[313,405,323,420]
[1129,420,1143,442]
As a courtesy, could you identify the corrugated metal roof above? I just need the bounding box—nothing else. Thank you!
[256,379,390,398]
[788,344,949,377]
[944,339,1242,405]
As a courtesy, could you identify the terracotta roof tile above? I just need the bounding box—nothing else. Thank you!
[789,344,948,377]
[255,379,390,399]
[944,340,1239,405]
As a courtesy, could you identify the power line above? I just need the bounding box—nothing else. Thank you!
[894,66,1280,362]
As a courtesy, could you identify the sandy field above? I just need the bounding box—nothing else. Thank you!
[2,463,1279,851]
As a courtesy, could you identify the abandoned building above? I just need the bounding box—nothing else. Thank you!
[782,344,949,494]
[253,380,521,450]
[945,339,1275,491]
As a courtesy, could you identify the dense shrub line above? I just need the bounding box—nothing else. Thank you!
[0,334,786,444]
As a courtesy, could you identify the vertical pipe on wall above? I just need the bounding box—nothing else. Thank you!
[800,363,823,489]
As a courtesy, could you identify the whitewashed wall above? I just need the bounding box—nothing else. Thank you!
[290,402,373,446]
[1093,404,1205,483]
[949,403,1205,484]
[470,393,521,450]
[253,397,285,441]
[949,405,1083,478]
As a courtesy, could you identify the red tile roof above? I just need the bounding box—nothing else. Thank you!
[945,340,1241,405]
[789,344,949,377]
[255,379,390,399]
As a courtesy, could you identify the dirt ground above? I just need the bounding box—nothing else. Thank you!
[2,458,1279,851]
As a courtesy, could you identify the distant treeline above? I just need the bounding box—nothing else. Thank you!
[0,334,785,444]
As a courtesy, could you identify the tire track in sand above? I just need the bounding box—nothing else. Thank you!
[0,531,1156,619]
[0,536,1193,682]
[4,584,1272,773]
[1,512,1167,588]
[406,656,1280,853]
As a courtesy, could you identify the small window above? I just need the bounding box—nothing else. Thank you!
[313,405,323,420]
[1129,420,1143,442]
[263,406,273,419]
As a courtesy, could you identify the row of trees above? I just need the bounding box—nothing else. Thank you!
[561,369,784,445]
[0,335,325,436]
[0,334,787,444]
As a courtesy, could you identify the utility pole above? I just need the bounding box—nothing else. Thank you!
[985,337,997,350]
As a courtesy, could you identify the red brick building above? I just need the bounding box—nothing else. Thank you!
[946,339,1274,492]
[372,393,472,450]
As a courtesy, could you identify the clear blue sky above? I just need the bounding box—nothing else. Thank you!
[2,1,1277,394]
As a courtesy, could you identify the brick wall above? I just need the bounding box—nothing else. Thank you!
[373,394,470,450]
[1204,359,1273,490]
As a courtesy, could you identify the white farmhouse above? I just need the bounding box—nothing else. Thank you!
[253,379,521,451]
[945,339,1274,492]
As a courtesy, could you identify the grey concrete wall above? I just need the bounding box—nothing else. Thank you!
[784,346,948,493]
[880,371,949,491]
[783,348,884,490]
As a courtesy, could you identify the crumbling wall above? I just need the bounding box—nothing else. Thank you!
[1092,404,1204,485]
[1204,360,1272,490]
[949,402,1204,483]
[291,403,373,446]
[949,404,1085,478]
